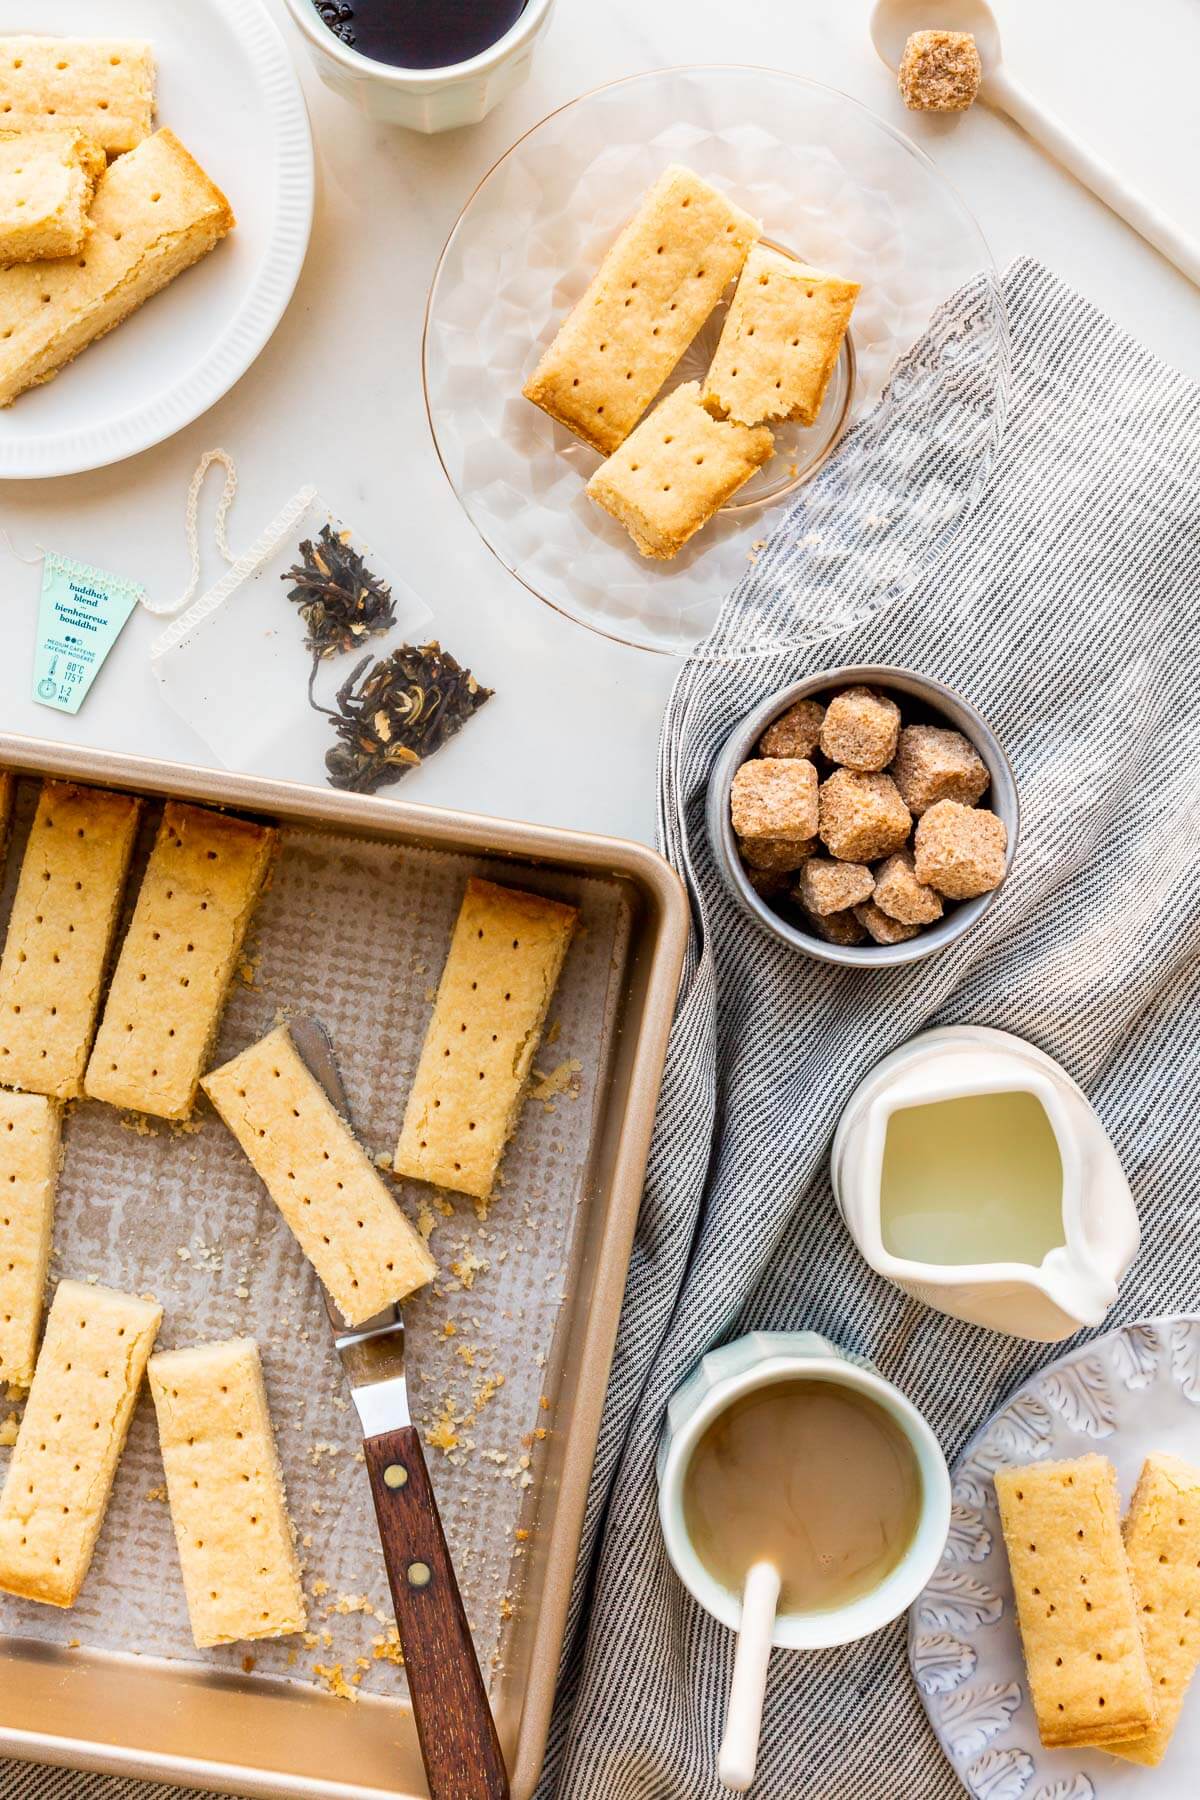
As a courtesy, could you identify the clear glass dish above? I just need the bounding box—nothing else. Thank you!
[423,66,1008,656]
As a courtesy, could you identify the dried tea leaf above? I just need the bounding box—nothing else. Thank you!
[322,642,493,793]
[281,524,397,659]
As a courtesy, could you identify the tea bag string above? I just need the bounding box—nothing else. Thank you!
[140,447,240,617]
[0,448,239,614]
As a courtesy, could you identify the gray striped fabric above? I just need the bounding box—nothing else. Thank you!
[535,257,1200,1800]
[4,259,1199,1800]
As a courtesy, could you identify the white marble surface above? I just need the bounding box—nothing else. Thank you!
[1,0,1198,849]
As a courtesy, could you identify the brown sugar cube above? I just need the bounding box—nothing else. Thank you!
[818,770,911,862]
[740,835,816,874]
[854,900,920,946]
[898,31,982,112]
[731,758,818,846]
[795,858,873,917]
[914,801,1007,900]
[744,866,791,902]
[872,851,944,927]
[819,686,901,772]
[759,698,824,761]
[801,906,867,948]
[890,723,990,816]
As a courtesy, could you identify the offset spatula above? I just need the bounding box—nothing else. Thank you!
[290,1017,510,1800]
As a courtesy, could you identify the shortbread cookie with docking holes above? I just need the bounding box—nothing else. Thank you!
[523,164,759,455]
[0,1092,61,1392]
[85,802,274,1120]
[1109,1453,1200,1766]
[395,878,577,1202]
[150,1338,306,1648]
[0,780,141,1100]
[0,128,234,408]
[586,380,773,560]
[203,1026,436,1327]
[0,1279,162,1607]
[995,1455,1157,1748]
[0,39,154,156]
[703,244,860,429]
[0,129,105,264]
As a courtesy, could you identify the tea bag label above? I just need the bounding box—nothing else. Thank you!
[33,553,143,714]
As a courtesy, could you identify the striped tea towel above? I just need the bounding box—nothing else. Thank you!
[536,258,1200,1800]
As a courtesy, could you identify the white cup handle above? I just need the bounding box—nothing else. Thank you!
[718,1561,781,1792]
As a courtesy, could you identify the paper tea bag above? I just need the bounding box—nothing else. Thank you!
[151,489,440,788]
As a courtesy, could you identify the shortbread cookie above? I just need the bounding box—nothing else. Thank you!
[0,781,141,1099]
[149,1338,306,1648]
[202,1026,435,1327]
[523,164,759,454]
[0,1280,162,1606]
[704,244,860,429]
[1109,1454,1200,1766]
[0,1092,61,1392]
[0,128,234,408]
[587,381,773,559]
[0,129,105,264]
[85,802,274,1120]
[0,769,13,855]
[0,39,155,156]
[395,879,577,1202]
[995,1455,1156,1748]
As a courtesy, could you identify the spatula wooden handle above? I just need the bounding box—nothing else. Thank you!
[364,1424,510,1800]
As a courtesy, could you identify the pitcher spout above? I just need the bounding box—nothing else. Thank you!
[1036,1246,1118,1331]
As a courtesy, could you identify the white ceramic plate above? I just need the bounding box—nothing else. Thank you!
[0,0,312,479]
[910,1315,1200,1798]
[423,66,1008,655]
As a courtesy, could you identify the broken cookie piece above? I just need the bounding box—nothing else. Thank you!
[587,381,773,559]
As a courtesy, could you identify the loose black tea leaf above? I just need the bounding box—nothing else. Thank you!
[321,642,493,794]
[281,523,397,659]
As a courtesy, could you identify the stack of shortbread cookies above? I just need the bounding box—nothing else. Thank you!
[523,164,859,560]
[0,38,234,406]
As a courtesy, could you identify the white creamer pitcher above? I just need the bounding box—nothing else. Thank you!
[831,1026,1138,1342]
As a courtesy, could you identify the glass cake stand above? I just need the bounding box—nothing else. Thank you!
[423,65,1008,656]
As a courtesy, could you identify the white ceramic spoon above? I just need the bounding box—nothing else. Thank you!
[870,0,1200,288]
[717,1560,782,1793]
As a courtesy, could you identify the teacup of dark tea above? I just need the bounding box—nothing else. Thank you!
[282,0,558,132]
[657,1332,950,1789]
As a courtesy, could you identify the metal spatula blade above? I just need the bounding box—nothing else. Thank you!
[289,1015,509,1800]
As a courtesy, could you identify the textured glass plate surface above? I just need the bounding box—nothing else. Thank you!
[423,65,1007,655]
[910,1315,1200,1799]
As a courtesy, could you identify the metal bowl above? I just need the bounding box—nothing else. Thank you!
[707,665,1019,969]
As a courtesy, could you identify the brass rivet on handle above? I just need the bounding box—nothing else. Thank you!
[383,1463,408,1490]
[407,1561,432,1589]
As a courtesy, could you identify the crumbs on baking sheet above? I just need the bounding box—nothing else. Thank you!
[527,1059,582,1110]
[449,1249,488,1290]
[0,1413,18,1448]
[372,1624,404,1665]
[312,1662,359,1702]
[145,1484,167,1503]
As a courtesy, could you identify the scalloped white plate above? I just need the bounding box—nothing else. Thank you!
[0,0,312,479]
[909,1315,1200,1799]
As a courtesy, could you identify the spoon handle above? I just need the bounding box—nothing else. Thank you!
[718,1561,782,1793]
[986,70,1200,288]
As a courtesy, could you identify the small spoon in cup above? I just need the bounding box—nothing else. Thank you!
[869,0,1200,288]
[718,1560,782,1792]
